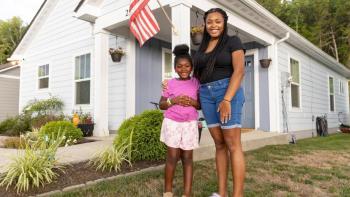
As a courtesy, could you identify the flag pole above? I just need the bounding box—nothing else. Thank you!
[156,0,178,36]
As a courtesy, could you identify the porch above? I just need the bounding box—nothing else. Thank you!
[87,0,282,136]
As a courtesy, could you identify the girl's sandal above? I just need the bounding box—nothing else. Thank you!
[163,192,173,197]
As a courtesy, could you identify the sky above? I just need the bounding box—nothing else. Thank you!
[0,0,45,24]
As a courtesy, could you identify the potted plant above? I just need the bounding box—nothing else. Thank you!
[109,47,125,62]
[72,109,94,137]
[191,25,204,45]
[259,58,272,68]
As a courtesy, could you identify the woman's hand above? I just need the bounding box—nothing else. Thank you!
[217,100,231,124]
[162,80,169,91]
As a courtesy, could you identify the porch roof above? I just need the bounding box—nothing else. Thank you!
[215,0,350,78]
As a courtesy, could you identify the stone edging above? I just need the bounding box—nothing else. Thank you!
[31,164,165,197]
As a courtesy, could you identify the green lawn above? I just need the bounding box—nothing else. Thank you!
[54,134,350,197]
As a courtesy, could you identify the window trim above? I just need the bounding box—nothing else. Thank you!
[328,75,335,112]
[37,63,50,91]
[339,79,345,95]
[161,48,173,81]
[288,56,302,111]
[73,52,92,106]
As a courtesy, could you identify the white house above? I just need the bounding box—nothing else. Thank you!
[0,63,20,122]
[9,0,350,137]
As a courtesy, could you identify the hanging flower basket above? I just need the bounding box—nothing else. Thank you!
[259,58,272,68]
[191,25,204,45]
[109,47,125,62]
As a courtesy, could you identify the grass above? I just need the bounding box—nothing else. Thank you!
[53,133,350,197]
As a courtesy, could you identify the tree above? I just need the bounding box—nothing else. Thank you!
[0,17,27,64]
[256,0,350,67]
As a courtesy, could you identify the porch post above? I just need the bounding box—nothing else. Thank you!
[93,30,109,136]
[267,42,280,132]
[125,34,136,118]
[170,1,192,77]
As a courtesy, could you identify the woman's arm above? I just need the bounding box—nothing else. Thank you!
[217,50,245,123]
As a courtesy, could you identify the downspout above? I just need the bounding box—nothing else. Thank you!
[273,32,290,133]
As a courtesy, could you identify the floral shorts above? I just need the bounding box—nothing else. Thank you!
[160,118,199,150]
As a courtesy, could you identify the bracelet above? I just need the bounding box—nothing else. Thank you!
[167,98,172,105]
[223,98,231,103]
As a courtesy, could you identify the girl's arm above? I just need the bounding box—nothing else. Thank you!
[159,96,185,110]
[189,96,201,110]
[159,96,171,110]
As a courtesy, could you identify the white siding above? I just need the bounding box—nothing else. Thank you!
[0,78,19,121]
[101,0,130,16]
[19,0,94,115]
[108,36,127,130]
[278,42,349,132]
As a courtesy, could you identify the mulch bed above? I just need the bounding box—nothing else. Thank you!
[0,160,165,197]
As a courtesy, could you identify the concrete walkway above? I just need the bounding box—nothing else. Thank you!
[0,130,288,173]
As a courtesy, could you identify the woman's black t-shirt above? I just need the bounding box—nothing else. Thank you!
[195,36,245,84]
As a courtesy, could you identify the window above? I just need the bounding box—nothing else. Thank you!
[75,53,91,105]
[329,76,334,111]
[162,48,172,80]
[38,64,49,89]
[339,80,344,94]
[290,58,300,108]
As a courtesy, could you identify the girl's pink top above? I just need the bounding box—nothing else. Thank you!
[162,77,199,122]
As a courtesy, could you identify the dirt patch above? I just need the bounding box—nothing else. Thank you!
[0,160,165,197]
[291,151,350,169]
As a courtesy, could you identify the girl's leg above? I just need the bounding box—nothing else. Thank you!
[222,128,245,197]
[209,126,228,197]
[165,146,181,193]
[180,149,193,197]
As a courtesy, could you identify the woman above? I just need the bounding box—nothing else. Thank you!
[193,8,246,197]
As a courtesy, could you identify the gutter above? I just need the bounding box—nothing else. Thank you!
[0,65,20,73]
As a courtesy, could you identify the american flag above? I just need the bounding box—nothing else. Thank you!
[129,0,160,46]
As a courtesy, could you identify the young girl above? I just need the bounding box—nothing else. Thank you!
[159,44,200,197]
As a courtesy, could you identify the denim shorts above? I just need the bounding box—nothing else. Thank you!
[199,78,245,129]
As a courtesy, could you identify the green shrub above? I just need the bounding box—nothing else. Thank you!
[31,114,65,129]
[40,121,83,144]
[0,117,18,134]
[0,115,32,136]
[0,136,65,193]
[114,110,165,161]
[22,96,64,117]
[89,134,132,172]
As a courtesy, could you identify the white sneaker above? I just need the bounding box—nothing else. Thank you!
[209,193,221,197]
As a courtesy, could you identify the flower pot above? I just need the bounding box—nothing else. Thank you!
[340,124,350,134]
[260,59,272,68]
[77,123,94,137]
[191,32,203,45]
[110,53,123,62]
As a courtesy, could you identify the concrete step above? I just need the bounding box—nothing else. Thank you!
[194,129,289,161]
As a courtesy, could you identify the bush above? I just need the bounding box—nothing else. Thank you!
[22,96,64,117]
[0,115,31,136]
[114,110,165,161]
[0,136,65,193]
[3,137,26,149]
[40,121,83,144]
[0,117,18,134]
[89,136,132,173]
[31,114,65,129]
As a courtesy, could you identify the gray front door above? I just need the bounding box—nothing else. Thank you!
[241,55,255,128]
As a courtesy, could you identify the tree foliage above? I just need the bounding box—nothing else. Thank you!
[256,0,350,67]
[0,17,27,64]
